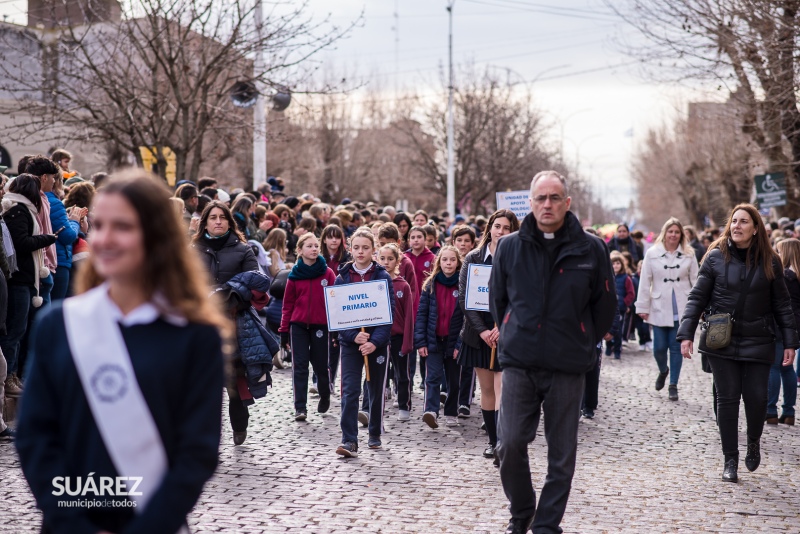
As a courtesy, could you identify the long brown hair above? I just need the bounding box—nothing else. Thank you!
[75,169,231,337]
[477,209,520,250]
[705,203,777,280]
[192,200,246,244]
[320,224,347,262]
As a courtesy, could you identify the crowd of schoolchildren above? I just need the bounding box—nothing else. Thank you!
[2,151,797,462]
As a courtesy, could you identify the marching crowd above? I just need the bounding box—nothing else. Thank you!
[0,152,799,533]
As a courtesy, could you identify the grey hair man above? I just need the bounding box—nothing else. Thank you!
[491,170,617,534]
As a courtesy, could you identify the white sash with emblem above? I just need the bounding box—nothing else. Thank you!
[62,286,168,512]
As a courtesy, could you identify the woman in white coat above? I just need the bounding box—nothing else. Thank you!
[635,217,699,401]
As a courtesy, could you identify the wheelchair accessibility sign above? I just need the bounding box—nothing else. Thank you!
[755,172,786,209]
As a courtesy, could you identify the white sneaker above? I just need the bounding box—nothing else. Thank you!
[645,342,653,352]
[397,410,411,422]
[445,416,459,427]
[392,399,399,408]
[422,411,438,429]
[358,411,369,427]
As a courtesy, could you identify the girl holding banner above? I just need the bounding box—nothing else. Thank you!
[415,245,464,429]
[16,171,227,533]
[456,209,519,461]
[280,233,337,422]
[335,229,395,458]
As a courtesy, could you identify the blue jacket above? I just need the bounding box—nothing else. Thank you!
[614,273,629,314]
[224,271,278,398]
[46,192,80,268]
[265,297,282,327]
[334,262,395,349]
[414,280,463,358]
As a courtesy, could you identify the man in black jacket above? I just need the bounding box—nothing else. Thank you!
[490,170,617,534]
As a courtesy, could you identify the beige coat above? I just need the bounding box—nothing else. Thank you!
[634,242,699,328]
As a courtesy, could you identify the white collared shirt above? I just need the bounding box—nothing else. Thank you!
[99,283,187,327]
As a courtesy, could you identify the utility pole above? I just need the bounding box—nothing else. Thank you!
[252,0,267,190]
[446,1,455,218]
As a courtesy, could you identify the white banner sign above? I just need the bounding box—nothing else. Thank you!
[465,264,492,311]
[325,280,393,331]
[496,190,531,221]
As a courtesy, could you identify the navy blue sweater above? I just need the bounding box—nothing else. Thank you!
[414,280,463,357]
[15,303,223,534]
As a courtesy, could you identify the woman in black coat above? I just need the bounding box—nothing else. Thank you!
[0,174,57,392]
[192,200,258,445]
[455,209,518,461]
[677,204,799,483]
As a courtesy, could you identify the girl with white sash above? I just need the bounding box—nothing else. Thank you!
[16,171,229,534]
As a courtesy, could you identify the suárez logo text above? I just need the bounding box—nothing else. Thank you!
[52,474,143,496]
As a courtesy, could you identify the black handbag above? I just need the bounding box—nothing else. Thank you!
[702,263,757,350]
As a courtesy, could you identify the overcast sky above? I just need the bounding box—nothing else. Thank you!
[1,0,709,210]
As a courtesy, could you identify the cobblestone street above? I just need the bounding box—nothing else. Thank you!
[2,345,800,533]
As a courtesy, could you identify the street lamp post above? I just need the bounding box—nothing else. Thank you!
[253,0,267,190]
[446,0,455,218]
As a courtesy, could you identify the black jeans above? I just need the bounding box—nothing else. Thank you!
[707,355,771,457]
[497,367,584,533]
[290,324,331,412]
[226,366,249,433]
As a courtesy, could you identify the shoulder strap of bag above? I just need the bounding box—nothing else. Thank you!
[733,262,758,321]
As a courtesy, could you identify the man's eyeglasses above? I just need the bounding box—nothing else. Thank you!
[532,194,564,204]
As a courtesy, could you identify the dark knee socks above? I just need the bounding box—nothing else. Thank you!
[482,409,498,446]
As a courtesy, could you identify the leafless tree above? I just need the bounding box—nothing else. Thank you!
[392,66,608,218]
[609,0,800,216]
[633,107,758,229]
[0,0,358,182]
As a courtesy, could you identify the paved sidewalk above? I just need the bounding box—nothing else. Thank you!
[1,344,799,532]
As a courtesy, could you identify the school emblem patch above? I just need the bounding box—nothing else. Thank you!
[90,364,128,403]
[321,279,328,287]
[424,261,431,267]
[376,355,386,365]
[452,290,459,298]
[397,290,403,298]
[316,330,324,338]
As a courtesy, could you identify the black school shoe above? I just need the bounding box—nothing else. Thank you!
[0,427,15,441]
[233,431,247,446]
[336,442,358,458]
[505,516,533,534]
[318,395,330,414]
[483,444,495,458]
